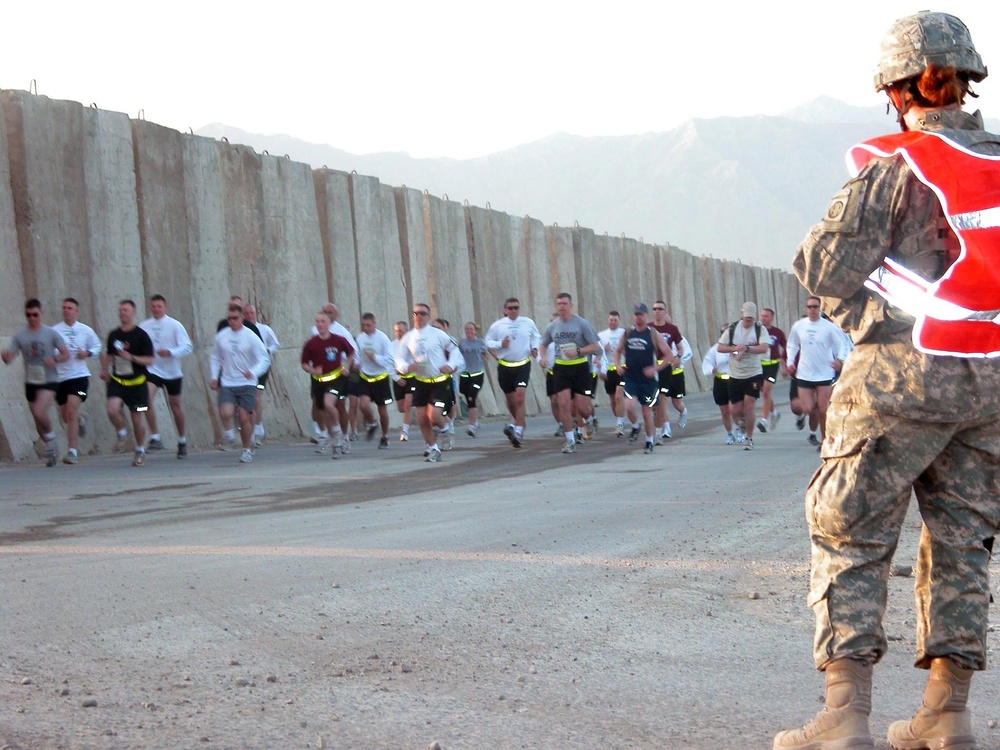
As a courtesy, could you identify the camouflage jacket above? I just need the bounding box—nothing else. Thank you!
[793,108,1000,420]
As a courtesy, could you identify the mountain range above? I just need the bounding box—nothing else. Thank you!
[196,98,1000,270]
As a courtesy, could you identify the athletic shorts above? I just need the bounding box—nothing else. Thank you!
[107,379,149,412]
[762,362,780,384]
[545,370,555,398]
[219,384,256,413]
[25,382,58,403]
[728,375,763,403]
[411,379,452,409]
[256,368,271,390]
[311,375,349,409]
[712,377,730,406]
[497,361,531,394]
[795,377,834,389]
[789,379,798,401]
[669,370,686,399]
[146,372,183,396]
[56,377,89,405]
[459,371,484,408]
[347,371,362,397]
[603,369,622,395]
[623,376,660,408]
[657,367,672,396]
[393,377,412,402]
[358,376,393,406]
[552,362,593,398]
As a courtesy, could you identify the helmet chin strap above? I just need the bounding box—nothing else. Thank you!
[887,85,912,131]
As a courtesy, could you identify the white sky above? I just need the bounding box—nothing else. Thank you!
[3,2,999,159]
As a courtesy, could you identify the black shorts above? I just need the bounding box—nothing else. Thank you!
[146,372,183,396]
[497,361,531,394]
[789,379,798,401]
[25,382,58,403]
[623,376,660,408]
[256,368,271,390]
[657,367,672,396]
[393,376,412,402]
[56,377,89,405]
[545,370,555,398]
[669,370,685,399]
[311,375,349,410]
[107,379,149,412]
[459,371,485,408]
[712,377,731,406]
[762,362,780,384]
[603,369,622,395]
[347,371,362,397]
[552,362,593,397]
[411,378,452,409]
[795,377,834,389]
[359,375,393,406]
[728,375,763,403]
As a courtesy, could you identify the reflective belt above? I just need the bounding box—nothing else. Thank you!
[400,372,414,379]
[499,357,530,367]
[606,365,617,372]
[554,357,587,366]
[359,371,389,383]
[460,370,484,378]
[671,367,684,375]
[761,358,779,366]
[112,374,147,387]
[415,373,450,384]
[715,373,730,380]
[312,366,344,383]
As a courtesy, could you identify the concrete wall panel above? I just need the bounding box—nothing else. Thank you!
[395,187,427,317]
[314,169,360,326]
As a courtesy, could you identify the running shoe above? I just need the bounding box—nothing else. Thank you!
[62,451,78,465]
[466,424,478,437]
[440,422,454,451]
[131,450,146,467]
[553,427,563,437]
[808,433,821,447]
[314,437,329,454]
[399,432,409,442]
[503,424,517,447]
[340,438,351,455]
[378,436,389,449]
[252,435,264,448]
[45,446,59,468]
[796,414,806,431]
[744,438,754,451]
[628,427,640,444]
[770,411,781,429]
[113,436,130,453]
[177,443,188,459]
[614,424,625,438]
[425,446,442,463]
[725,432,735,446]
[644,441,654,454]
[662,422,672,439]
[239,448,253,463]
[561,441,576,454]
[736,429,746,444]
[349,430,359,442]
[756,418,769,434]
[677,408,688,428]
[365,422,378,441]
[148,438,165,451]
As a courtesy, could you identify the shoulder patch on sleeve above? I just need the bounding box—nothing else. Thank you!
[820,178,867,234]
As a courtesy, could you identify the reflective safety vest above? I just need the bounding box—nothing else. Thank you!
[849,131,1000,357]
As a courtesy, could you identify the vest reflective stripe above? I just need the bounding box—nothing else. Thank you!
[554,357,587,366]
[498,357,530,367]
[415,373,450,384]
[359,371,388,383]
[112,374,147,387]
[849,131,1000,357]
[312,367,344,383]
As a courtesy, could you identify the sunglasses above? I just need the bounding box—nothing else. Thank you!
[806,304,820,309]
[412,310,430,316]
[25,311,41,318]
[652,307,665,312]
[506,305,519,310]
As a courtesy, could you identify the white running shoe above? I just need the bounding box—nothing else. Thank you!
[725,433,735,445]
[677,408,688,428]
[561,441,576,454]
[663,423,672,439]
[615,424,625,437]
[314,437,329,454]
[770,411,781,429]
[399,431,409,442]
[340,438,350,455]
[466,424,478,437]
[240,448,253,463]
[425,445,442,462]
[756,417,769,434]
[743,438,754,451]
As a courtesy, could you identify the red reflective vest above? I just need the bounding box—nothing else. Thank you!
[849,131,1000,357]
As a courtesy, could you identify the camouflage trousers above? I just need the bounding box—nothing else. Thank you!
[806,402,1000,671]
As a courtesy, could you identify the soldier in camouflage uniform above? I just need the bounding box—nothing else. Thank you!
[775,12,1000,750]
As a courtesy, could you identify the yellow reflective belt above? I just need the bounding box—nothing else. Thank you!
[554,357,587,366]
[715,373,730,380]
[499,358,530,367]
[312,366,344,383]
[460,370,484,378]
[359,371,389,383]
[606,365,617,372]
[112,374,147,387]
[415,373,450,384]
[761,358,779,366]
[400,372,414,379]
[671,367,684,375]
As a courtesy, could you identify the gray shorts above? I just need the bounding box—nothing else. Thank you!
[219,385,257,413]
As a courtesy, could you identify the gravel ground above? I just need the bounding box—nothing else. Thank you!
[1,393,998,749]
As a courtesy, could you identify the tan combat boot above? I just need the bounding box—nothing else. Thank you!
[887,657,976,750]
[773,658,874,749]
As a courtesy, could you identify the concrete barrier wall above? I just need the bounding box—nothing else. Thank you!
[0,91,806,461]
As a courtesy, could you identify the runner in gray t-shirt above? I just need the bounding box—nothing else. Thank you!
[458,323,491,436]
[539,293,601,453]
[2,299,69,466]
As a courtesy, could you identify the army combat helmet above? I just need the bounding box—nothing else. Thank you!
[874,11,987,92]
